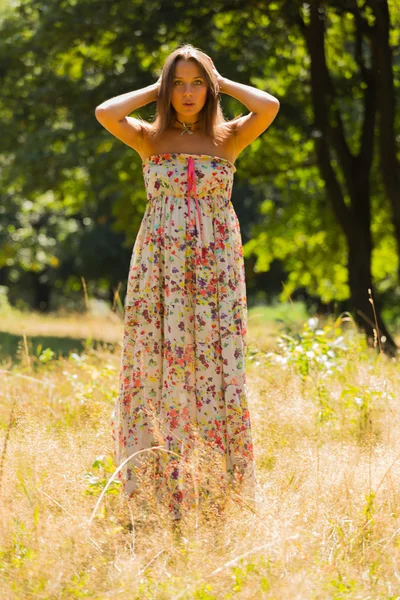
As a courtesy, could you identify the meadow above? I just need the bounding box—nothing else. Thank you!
[1,302,400,599]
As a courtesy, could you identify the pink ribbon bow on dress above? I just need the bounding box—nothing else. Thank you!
[187,156,203,248]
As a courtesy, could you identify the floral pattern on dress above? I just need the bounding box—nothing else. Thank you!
[111,153,256,517]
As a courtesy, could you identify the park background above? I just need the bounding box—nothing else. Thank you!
[1,1,400,599]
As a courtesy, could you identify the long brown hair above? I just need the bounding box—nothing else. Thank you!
[142,44,240,145]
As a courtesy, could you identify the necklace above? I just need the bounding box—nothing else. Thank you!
[176,118,199,136]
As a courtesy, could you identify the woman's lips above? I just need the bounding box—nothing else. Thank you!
[183,102,195,106]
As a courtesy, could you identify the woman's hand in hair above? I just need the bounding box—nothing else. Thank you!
[205,55,224,92]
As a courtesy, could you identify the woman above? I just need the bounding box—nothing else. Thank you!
[95,44,280,521]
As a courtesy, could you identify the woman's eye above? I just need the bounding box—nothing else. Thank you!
[173,80,202,86]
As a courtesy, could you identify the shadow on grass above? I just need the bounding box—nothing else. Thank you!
[0,330,118,364]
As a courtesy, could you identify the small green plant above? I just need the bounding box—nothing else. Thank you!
[193,583,218,599]
[326,572,357,596]
[7,519,35,569]
[84,454,121,496]
[36,346,56,364]
[340,383,392,440]
[362,491,376,543]
[265,315,358,380]
[315,382,336,423]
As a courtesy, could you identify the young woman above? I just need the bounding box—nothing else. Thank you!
[95,44,280,521]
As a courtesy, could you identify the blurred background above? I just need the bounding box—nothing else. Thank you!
[0,0,399,359]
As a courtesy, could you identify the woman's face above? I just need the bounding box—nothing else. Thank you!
[170,59,208,121]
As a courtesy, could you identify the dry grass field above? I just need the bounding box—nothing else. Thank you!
[1,303,400,599]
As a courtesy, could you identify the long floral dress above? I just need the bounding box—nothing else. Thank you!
[111,152,255,518]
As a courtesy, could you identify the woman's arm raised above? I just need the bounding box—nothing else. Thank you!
[206,57,280,156]
[95,80,160,153]
[221,77,280,152]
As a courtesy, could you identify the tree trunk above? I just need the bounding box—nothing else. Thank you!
[347,223,395,354]
[298,0,397,355]
[366,0,400,281]
[32,272,51,312]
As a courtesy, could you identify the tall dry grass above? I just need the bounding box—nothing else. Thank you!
[0,306,400,599]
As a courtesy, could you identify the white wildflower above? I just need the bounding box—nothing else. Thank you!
[308,317,319,330]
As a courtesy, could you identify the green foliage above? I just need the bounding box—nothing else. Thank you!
[193,584,218,599]
[363,491,376,528]
[260,314,395,436]
[314,382,337,424]
[242,157,351,304]
[265,315,358,380]
[0,0,399,326]
[62,571,92,598]
[84,454,121,496]
[36,346,55,363]
[341,385,374,434]
[325,572,357,597]
[0,286,12,312]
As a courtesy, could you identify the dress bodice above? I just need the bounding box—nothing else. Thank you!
[141,153,237,250]
[141,153,236,201]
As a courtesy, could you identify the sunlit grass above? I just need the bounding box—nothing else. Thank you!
[1,306,123,343]
[1,305,400,598]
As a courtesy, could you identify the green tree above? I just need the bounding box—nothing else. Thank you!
[0,0,398,357]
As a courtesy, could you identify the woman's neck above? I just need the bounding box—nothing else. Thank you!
[173,116,201,132]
